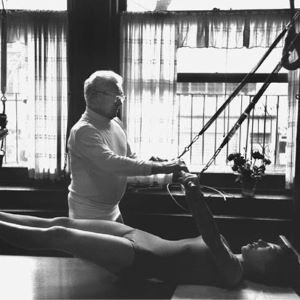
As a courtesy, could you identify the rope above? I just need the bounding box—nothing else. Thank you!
[166,183,227,213]
[177,10,300,160]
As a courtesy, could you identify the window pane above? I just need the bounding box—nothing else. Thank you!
[176,47,288,173]
[0,12,68,178]
[177,47,287,74]
[176,90,288,173]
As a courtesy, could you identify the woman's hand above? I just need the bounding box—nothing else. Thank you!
[174,170,200,188]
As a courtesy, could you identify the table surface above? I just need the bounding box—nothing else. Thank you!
[0,255,175,299]
[2,255,298,300]
[172,282,299,300]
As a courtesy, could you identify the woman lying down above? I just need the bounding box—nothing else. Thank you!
[0,171,298,288]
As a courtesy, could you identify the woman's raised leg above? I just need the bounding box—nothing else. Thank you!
[0,211,53,228]
[0,220,135,273]
[0,212,134,237]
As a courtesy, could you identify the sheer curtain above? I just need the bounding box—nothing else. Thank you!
[120,10,298,187]
[120,14,179,185]
[285,21,300,189]
[3,11,67,180]
[121,14,178,161]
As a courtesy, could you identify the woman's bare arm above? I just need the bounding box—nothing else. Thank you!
[178,172,243,287]
[177,172,220,246]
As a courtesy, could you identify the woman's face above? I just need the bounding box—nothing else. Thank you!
[241,239,282,274]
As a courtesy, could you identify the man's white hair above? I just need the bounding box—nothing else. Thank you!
[84,70,123,107]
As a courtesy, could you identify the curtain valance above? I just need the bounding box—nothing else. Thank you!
[0,10,67,43]
[122,10,292,49]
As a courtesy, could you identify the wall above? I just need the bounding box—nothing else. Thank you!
[67,0,127,136]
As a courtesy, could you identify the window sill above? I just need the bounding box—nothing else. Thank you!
[0,183,68,216]
[0,167,292,219]
[122,183,293,220]
[0,167,70,188]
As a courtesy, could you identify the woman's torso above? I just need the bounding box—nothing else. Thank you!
[123,229,230,286]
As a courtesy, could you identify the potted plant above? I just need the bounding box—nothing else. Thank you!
[227,151,271,197]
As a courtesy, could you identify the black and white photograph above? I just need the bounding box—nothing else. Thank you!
[0,0,300,299]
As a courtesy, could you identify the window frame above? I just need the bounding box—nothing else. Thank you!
[175,71,289,191]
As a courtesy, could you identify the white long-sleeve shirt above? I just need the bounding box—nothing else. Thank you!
[67,108,153,220]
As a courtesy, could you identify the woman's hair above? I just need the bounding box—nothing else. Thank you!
[248,245,300,287]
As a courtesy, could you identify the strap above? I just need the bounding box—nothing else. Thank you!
[0,1,6,167]
[200,28,300,174]
[0,0,6,117]
[1,0,6,96]
[200,62,283,174]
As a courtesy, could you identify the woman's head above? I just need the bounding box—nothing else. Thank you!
[241,239,299,286]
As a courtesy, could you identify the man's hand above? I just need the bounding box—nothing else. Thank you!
[151,159,188,174]
[149,156,168,162]
[128,152,138,159]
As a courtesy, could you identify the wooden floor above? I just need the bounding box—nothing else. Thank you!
[0,255,175,299]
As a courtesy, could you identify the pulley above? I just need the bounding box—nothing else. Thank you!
[281,26,300,71]
[281,0,300,71]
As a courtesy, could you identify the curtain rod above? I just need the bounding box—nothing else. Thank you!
[122,8,293,15]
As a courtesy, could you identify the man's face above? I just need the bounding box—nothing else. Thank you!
[93,84,125,119]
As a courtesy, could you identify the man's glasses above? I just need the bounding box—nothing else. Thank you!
[96,91,126,103]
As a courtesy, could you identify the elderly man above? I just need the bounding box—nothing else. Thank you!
[68,70,184,221]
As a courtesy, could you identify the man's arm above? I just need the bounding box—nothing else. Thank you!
[74,125,187,176]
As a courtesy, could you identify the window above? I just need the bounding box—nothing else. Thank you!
[120,9,296,187]
[0,2,67,180]
[3,0,67,11]
[127,0,300,11]
[176,47,288,173]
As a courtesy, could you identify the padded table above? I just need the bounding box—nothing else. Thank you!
[172,282,299,300]
[1,255,299,299]
[0,255,174,299]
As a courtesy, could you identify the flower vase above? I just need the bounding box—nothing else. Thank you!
[241,179,257,198]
